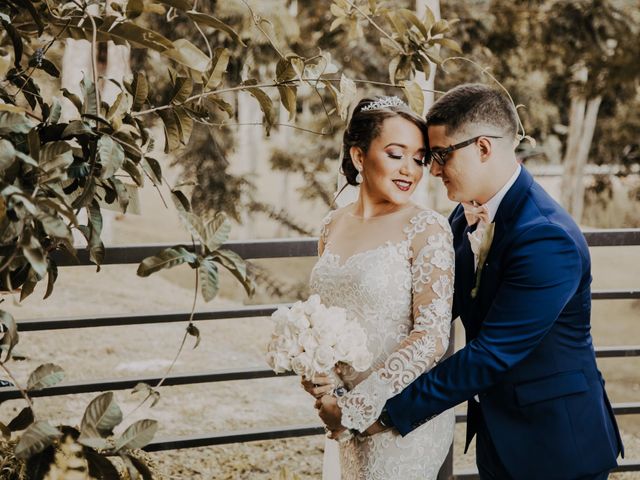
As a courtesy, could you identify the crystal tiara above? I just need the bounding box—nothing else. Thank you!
[360,96,407,112]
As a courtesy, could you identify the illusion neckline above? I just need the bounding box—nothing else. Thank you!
[347,203,417,220]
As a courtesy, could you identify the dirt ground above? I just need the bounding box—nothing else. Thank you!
[1,162,639,479]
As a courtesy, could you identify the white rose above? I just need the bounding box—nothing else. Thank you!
[327,306,347,331]
[291,352,313,378]
[276,331,302,356]
[312,344,336,374]
[298,329,319,354]
[351,350,373,372]
[266,350,291,373]
[288,309,310,332]
[311,310,338,345]
[303,294,322,315]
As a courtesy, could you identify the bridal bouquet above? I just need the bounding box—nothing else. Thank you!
[265,294,372,380]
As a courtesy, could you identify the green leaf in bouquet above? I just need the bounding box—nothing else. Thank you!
[137,247,198,277]
[15,421,62,460]
[27,363,65,391]
[115,419,158,451]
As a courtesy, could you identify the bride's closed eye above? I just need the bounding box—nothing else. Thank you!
[386,151,425,165]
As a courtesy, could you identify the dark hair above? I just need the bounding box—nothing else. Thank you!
[340,97,428,186]
[426,83,519,139]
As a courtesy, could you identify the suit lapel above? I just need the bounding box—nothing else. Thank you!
[474,167,534,300]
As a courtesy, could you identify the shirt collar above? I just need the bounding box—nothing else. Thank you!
[483,164,521,223]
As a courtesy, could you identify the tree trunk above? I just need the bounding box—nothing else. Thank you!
[560,93,602,223]
[413,0,441,211]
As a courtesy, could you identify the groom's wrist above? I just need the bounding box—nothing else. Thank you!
[378,407,393,429]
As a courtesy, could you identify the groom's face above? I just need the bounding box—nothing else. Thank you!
[427,125,483,203]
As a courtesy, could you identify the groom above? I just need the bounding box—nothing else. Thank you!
[319,84,623,479]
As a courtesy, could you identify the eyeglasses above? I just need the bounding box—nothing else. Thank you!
[427,135,503,166]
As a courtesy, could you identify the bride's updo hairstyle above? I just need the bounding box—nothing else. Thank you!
[341,96,428,186]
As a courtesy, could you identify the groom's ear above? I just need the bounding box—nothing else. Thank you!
[350,146,365,169]
[477,137,492,162]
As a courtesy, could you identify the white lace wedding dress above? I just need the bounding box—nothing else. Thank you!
[309,203,455,480]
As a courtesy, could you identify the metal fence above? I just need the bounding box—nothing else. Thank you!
[2,229,640,479]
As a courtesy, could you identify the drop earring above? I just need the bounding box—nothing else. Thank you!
[355,169,363,184]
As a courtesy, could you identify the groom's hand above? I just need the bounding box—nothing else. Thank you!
[316,394,343,433]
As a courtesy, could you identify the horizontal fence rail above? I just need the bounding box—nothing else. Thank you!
[50,229,640,267]
[11,229,640,479]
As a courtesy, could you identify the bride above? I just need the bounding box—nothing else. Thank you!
[303,96,455,479]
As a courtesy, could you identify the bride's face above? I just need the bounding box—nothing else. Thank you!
[353,116,426,206]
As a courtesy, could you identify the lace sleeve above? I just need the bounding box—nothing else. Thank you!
[318,210,335,256]
[337,210,454,432]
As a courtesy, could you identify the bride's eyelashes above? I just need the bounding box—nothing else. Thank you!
[386,151,425,166]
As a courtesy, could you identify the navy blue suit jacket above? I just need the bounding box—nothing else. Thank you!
[386,167,623,479]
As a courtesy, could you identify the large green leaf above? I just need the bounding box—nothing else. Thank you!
[39,141,73,184]
[0,111,33,134]
[22,230,47,278]
[98,135,125,179]
[158,109,181,153]
[80,392,123,439]
[212,249,254,296]
[7,407,34,432]
[205,48,230,89]
[115,419,158,451]
[27,363,65,391]
[174,107,193,145]
[242,80,275,134]
[14,421,62,460]
[137,247,198,277]
[186,11,246,47]
[164,39,211,72]
[0,309,18,362]
[131,72,148,111]
[401,80,425,115]
[398,9,429,39]
[199,257,219,302]
[278,85,297,122]
[85,450,121,480]
[0,139,15,171]
[81,73,98,116]
[141,157,162,185]
[337,73,356,120]
[169,77,193,105]
[204,212,230,252]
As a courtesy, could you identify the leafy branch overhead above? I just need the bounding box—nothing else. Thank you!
[137,191,255,302]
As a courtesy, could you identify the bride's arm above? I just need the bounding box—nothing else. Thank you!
[337,217,454,433]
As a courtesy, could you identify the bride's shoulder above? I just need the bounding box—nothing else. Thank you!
[404,205,452,238]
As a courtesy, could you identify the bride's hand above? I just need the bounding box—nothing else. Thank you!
[301,374,335,399]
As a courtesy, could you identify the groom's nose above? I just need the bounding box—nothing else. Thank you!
[429,160,443,177]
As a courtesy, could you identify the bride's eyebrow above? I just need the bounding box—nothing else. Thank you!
[384,143,407,148]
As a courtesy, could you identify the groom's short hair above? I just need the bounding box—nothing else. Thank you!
[426,83,519,139]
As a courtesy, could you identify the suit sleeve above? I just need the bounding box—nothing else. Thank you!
[386,223,583,436]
